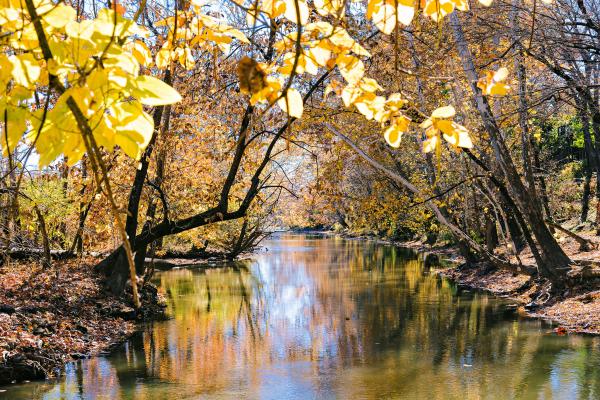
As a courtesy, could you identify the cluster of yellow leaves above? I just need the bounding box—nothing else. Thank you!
[477,67,510,96]
[0,0,253,166]
[238,21,370,118]
[334,80,412,147]
[333,79,472,152]
[420,106,472,154]
[154,9,249,70]
[0,1,183,166]
[232,0,476,152]
[240,0,518,39]
[366,0,553,35]
[243,0,310,25]
[366,0,494,35]
[367,0,415,34]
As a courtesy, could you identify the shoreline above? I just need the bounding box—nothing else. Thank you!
[0,258,167,386]
[329,229,600,335]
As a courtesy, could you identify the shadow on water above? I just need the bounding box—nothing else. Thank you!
[3,233,600,399]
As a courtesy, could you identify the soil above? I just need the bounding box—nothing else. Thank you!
[0,257,167,386]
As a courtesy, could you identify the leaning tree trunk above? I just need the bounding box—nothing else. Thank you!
[590,112,600,235]
[102,70,173,294]
[134,104,172,274]
[449,12,571,285]
[579,105,596,222]
[484,212,499,252]
[511,5,553,225]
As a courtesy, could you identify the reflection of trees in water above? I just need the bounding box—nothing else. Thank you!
[37,234,600,399]
[139,261,266,389]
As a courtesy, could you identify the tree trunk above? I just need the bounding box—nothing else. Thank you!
[72,157,89,254]
[510,3,537,200]
[449,12,570,285]
[485,213,499,252]
[103,70,173,292]
[511,18,554,222]
[134,104,172,275]
[580,106,595,222]
[58,157,69,248]
[591,112,600,235]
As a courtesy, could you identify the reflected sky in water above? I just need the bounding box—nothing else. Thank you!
[4,233,600,399]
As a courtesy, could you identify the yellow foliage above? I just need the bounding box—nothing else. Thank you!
[420,106,473,153]
[477,67,511,96]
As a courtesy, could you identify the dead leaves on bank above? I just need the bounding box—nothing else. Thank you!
[0,260,155,382]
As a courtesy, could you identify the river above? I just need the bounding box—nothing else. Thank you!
[4,233,600,399]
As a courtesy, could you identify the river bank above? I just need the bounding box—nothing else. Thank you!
[0,257,167,386]
[336,229,600,335]
[437,264,600,335]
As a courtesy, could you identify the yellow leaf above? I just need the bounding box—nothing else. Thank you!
[372,2,396,35]
[284,0,309,24]
[246,8,257,26]
[131,75,182,106]
[355,98,375,119]
[42,3,76,29]
[156,44,171,69]
[336,53,364,84]
[478,67,511,96]
[431,105,455,119]
[110,102,154,159]
[305,21,334,35]
[324,80,343,98]
[384,125,403,147]
[277,88,303,118]
[0,7,20,28]
[314,0,344,16]
[92,118,116,151]
[397,3,415,26]
[437,120,473,148]
[303,54,319,75]
[103,49,139,75]
[262,0,287,17]
[131,40,152,67]
[341,85,362,107]
[386,93,406,111]
[65,20,95,40]
[493,67,508,82]
[360,78,384,92]
[107,68,129,88]
[478,0,493,5]
[423,0,455,21]
[69,86,93,117]
[1,106,28,156]
[423,134,439,153]
[488,83,509,96]
[308,44,331,66]
[222,27,250,44]
[9,54,41,88]
[395,115,411,131]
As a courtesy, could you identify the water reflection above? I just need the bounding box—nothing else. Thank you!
[4,233,600,399]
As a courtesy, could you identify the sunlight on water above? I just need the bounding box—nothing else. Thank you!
[4,233,600,399]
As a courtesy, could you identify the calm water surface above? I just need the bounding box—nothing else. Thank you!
[3,233,600,399]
